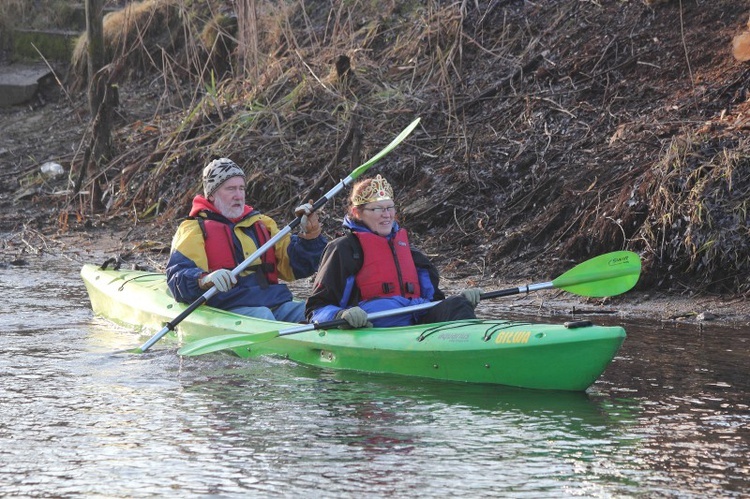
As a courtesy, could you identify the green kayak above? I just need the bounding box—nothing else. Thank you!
[81,263,626,391]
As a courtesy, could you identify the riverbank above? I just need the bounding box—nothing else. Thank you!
[1,1,749,328]
[4,219,749,329]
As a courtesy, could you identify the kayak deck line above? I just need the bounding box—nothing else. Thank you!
[415,319,532,342]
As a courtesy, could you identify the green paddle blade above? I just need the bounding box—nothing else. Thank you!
[552,251,641,297]
[349,117,421,179]
[178,331,280,357]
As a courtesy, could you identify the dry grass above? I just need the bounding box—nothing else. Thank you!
[1,0,72,53]
[635,132,750,293]
[1,0,77,30]
[71,0,185,88]
[0,0,125,52]
[77,0,474,220]
[48,0,750,295]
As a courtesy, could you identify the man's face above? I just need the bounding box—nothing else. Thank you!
[210,176,245,219]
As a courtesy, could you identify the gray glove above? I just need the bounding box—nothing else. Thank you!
[199,269,237,292]
[461,288,482,308]
[295,202,313,214]
[335,306,373,329]
[295,200,321,238]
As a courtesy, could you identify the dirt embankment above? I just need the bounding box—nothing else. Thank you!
[1,0,750,326]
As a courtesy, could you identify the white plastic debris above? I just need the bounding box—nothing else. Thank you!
[40,162,64,178]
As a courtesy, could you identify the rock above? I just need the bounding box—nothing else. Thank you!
[0,64,52,107]
[696,312,717,321]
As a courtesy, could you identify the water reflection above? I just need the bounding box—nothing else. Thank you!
[1,256,749,497]
[173,355,650,496]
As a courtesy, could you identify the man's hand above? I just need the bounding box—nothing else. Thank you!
[295,199,321,239]
[199,269,237,292]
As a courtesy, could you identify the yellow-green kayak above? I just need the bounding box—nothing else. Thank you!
[81,263,626,391]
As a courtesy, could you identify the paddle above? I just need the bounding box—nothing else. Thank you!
[178,250,641,357]
[133,117,422,353]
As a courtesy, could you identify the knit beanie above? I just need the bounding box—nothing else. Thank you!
[202,158,246,198]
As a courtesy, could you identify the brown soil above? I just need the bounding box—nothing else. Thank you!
[1,0,749,327]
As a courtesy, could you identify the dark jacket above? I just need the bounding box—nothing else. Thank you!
[305,216,444,325]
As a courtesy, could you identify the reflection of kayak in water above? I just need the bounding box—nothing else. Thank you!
[81,264,626,391]
[308,368,631,421]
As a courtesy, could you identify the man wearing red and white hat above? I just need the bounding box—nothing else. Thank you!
[166,157,326,322]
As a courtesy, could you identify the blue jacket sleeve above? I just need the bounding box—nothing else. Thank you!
[165,219,209,303]
[166,249,205,303]
[411,248,444,301]
[417,268,435,301]
[287,234,327,279]
[310,304,342,323]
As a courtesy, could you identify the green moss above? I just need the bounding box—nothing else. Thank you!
[12,28,79,62]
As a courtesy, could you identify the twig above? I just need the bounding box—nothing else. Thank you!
[304,114,361,200]
[30,42,81,123]
[456,54,543,114]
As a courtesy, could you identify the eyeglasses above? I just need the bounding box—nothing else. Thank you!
[361,206,397,215]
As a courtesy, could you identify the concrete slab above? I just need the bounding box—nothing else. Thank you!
[0,64,53,107]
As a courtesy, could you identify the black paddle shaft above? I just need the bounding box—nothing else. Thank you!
[480,283,552,300]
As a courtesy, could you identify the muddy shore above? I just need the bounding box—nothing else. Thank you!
[2,0,749,328]
[5,221,749,329]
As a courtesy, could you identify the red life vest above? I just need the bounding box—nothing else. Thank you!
[353,229,421,300]
[198,217,279,285]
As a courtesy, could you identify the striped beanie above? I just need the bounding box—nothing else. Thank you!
[202,158,246,198]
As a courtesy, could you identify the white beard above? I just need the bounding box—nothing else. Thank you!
[213,197,244,219]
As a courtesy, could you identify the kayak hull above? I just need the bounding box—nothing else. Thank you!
[81,264,626,391]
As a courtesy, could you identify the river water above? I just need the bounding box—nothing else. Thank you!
[2,255,749,498]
